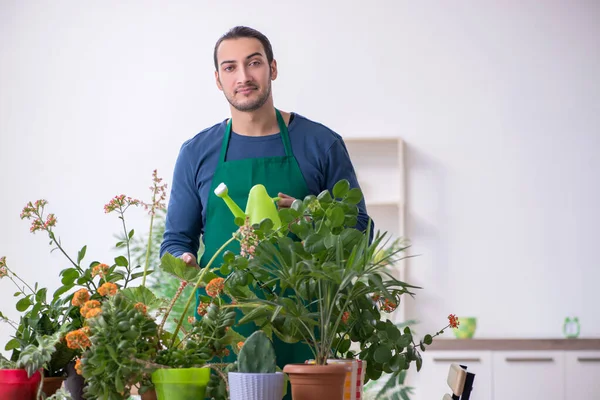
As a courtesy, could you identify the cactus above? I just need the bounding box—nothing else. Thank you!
[238,330,277,373]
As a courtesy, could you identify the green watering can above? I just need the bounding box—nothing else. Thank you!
[214,182,282,229]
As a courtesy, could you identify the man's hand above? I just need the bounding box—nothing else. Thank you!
[277,193,296,209]
[181,252,199,268]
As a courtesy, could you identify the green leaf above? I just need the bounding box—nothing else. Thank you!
[223,251,235,264]
[366,362,383,381]
[60,268,79,285]
[326,207,345,228]
[373,344,393,364]
[386,325,401,342]
[5,338,20,351]
[131,270,153,280]
[259,217,274,232]
[234,216,246,227]
[13,292,22,297]
[423,334,433,345]
[114,256,128,267]
[220,263,232,275]
[291,199,303,212]
[338,338,351,354]
[35,288,47,303]
[128,229,135,239]
[279,208,295,224]
[303,234,326,254]
[77,245,87,264]
[333,179,350,198]
[53,284,74,301]
[317,190,333,203]
[159,253,201,282]
[415,350,423,371]
[344,188,363,204]
[16,297,32,312]
[120,286,161,309]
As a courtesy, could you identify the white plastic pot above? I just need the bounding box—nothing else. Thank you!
[228,371,284,400]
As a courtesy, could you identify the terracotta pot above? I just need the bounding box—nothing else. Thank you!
[283,363,350,400]
[141,388,158,400]
[43,376,66,396]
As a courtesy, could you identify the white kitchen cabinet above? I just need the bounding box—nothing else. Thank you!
[492,351,565,400]
[408,350,493,400]
[565,351,600,400]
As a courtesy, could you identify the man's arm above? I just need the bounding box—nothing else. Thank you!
[160,145,203,265]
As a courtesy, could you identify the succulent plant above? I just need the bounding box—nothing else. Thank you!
[237,330,277,373]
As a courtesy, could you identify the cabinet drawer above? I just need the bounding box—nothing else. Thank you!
[493,351,564,400]
[407,351,492,400]
[565,351,600,400]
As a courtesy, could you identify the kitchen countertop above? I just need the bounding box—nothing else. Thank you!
[426,338,600,351]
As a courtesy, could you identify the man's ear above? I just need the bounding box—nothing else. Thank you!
[270,59,278,80]
[215,70,223,91]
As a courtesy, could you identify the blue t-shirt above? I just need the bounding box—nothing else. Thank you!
[160,112,374,259]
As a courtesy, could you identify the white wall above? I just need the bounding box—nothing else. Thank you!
[1,1,599,355]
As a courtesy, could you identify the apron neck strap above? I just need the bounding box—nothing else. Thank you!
[219,109,292,163]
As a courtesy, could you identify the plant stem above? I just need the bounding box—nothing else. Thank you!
[158,280,187,336]
[141,211,155,287]
[47,231,98,292]
[8,273,36,297]
[120,211,133,288]
[170,236,236,348]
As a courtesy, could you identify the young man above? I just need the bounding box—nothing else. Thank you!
[159,25,373,393]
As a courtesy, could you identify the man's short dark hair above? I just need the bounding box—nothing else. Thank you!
[213,26,274,71]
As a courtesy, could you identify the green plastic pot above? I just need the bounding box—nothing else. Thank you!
[151,368,211,400]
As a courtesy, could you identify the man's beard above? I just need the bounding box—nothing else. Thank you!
[224,80,272,112]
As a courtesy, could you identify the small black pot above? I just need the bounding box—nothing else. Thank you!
[64,361,86,400]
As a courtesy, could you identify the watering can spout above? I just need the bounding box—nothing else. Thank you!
[214,183,245,220]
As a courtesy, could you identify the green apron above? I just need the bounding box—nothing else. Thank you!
[197,109,312,399]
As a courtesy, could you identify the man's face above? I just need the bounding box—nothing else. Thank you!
[215,37,276,112]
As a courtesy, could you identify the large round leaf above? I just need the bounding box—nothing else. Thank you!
[373,344,393,364]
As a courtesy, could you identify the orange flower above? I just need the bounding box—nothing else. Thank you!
[237,341,244,351]
[80,300,101,318]
[92,263,110,278]
[85,308,102,319]
[134,302,147,314]
[188,316,196,324]
[448,314,460,329]
[98,282,118,297]
[66,329,91,350]
[74,358,83,375]
[381,298,397,313]
[206,278,225,298]
[196,302,209,316]
[341,311,350,324]
[72,289,90,307]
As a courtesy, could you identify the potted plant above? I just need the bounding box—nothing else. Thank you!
[1,170,251,400]
[217,179,458,399]
[0,256,81,397]
[228,330,285,400]
[0,331,61,400]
